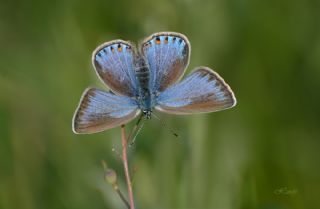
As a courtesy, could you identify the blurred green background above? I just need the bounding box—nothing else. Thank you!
[1,0,320,208]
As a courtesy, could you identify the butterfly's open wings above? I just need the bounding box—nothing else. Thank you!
[93,40,138,97]
[73,88,140,134]
[155,67,236,114]
[141,32,190,92]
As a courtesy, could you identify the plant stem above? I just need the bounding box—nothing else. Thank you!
[121,125,135,209]
[115,188,130,209]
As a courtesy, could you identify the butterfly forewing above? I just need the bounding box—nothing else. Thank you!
[73,88,140,134]
[155,67,236,114]
[93,40,138,97]
[141,32,190,92]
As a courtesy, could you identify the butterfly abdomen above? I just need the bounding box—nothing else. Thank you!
[134,56,150,91]
[134,55,153,111]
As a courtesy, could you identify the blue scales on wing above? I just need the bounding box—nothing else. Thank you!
[93,40,138,97]
[73,88,140,134]
[155,67,237,114]
[141,32,190,93]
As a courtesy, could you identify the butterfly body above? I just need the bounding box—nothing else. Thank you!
[133,54,153,118]
[73,32,236,134]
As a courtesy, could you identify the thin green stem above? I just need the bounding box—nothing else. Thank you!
[115,187,130,209]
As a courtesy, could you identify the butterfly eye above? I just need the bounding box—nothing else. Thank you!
[164,36,169,44]
[117,44,122,52]
[155,37,161,44]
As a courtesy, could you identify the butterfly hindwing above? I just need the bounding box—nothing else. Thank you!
[93,40,138,97]
[141,32,190,92]
[73,88,140,134]
[155,67,236,114]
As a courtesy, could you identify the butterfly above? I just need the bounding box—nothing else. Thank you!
[72,32,236,134]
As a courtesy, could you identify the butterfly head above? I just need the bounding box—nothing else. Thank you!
[142,109,152,119]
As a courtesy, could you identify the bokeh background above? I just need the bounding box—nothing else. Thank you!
[1,0,320,208]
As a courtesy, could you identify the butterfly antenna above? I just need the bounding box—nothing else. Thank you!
[127,114,143,142]
[129,118,146,146]
[151,113,179,137]
[127,114,147,146]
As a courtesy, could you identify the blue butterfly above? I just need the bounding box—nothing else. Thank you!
[72,32,236,134]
